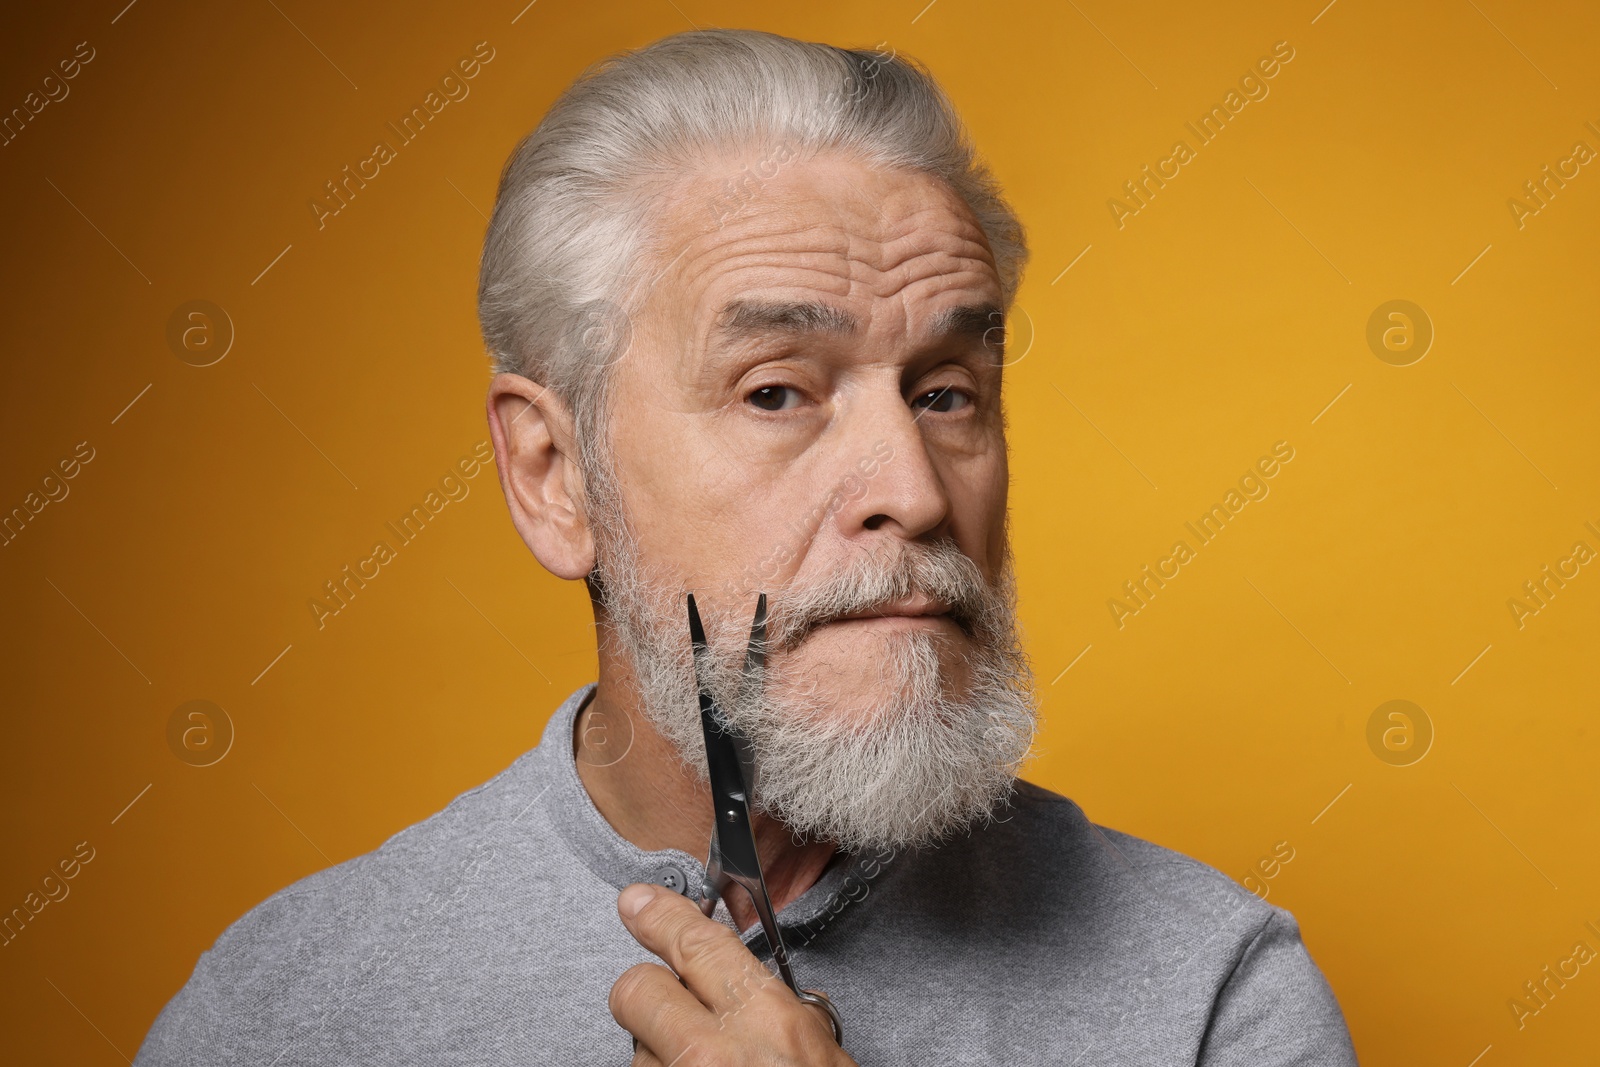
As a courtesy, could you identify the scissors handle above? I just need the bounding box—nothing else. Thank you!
[797,988,845,1047]
[700,859,845,1046]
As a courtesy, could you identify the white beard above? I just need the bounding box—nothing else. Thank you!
[583,461,1040,854]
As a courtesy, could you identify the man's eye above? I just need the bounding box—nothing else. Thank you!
[748,385,800,411]
[912,386,971,413]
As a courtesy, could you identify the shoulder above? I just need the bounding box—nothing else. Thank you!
[976,780,1356,1063]
[243,741,542,919]
[133,745,552,1065]
[997,777,1272,929]
[889,777,1303,992]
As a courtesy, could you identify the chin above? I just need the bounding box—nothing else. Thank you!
[725,608,1038,852]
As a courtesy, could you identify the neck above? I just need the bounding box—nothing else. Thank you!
[572,671,837,934]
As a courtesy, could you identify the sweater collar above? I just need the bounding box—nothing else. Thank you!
[533,682,896,947]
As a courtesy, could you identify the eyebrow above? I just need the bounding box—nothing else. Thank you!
[710,299,1004,354]
[926,302,1005,354]
[714,299,858,339]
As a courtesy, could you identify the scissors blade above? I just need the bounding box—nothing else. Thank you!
[686,594,762,881]
[732,593,766,796]
[687,592,762,817]
[742,592,768,676]
[684,595,793,961]
[685,593,724,914]
[686,589,711,659]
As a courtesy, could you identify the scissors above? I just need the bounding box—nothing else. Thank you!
[685,591,845,1046]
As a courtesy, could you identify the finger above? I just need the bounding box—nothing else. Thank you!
[629,1034,663,1067]
[610,960,714,1065]
[618,884,782,1015]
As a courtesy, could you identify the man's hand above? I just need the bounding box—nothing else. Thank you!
[610,883,857,1066]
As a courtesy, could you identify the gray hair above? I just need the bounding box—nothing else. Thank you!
[476,27,1029,467]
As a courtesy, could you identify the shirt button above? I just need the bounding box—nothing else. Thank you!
[650,865,689,895]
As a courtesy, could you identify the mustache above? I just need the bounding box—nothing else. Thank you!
[760,538,995,654]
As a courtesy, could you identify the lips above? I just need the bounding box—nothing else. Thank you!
[834,593,953,623]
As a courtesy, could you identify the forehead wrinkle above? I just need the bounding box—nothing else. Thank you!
[852,235,998,310]
[688,244,1000,369]
[651,172,1003,378]
[870,239,995,289]
[864,190,994,245]
[682,192,991,285]
[670,224,857,301]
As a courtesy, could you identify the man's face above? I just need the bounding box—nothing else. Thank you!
[585,149,1035,849]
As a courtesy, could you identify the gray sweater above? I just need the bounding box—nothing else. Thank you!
[136,682,1359,1065]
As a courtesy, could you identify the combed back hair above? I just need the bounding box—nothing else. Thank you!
[477,27,1029,472]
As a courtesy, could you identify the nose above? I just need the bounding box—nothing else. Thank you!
[828,390,952,544]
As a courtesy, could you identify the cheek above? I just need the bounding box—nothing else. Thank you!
[611,432,786,591]
[944,444,1009,576]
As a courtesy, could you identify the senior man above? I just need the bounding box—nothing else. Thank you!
[137,28,1358,1067]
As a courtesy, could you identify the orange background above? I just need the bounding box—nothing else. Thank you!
[3,1,1597,1063]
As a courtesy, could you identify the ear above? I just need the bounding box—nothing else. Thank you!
[486,373,595,581]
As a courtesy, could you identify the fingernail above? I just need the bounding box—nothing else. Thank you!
[620,883,655,918]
